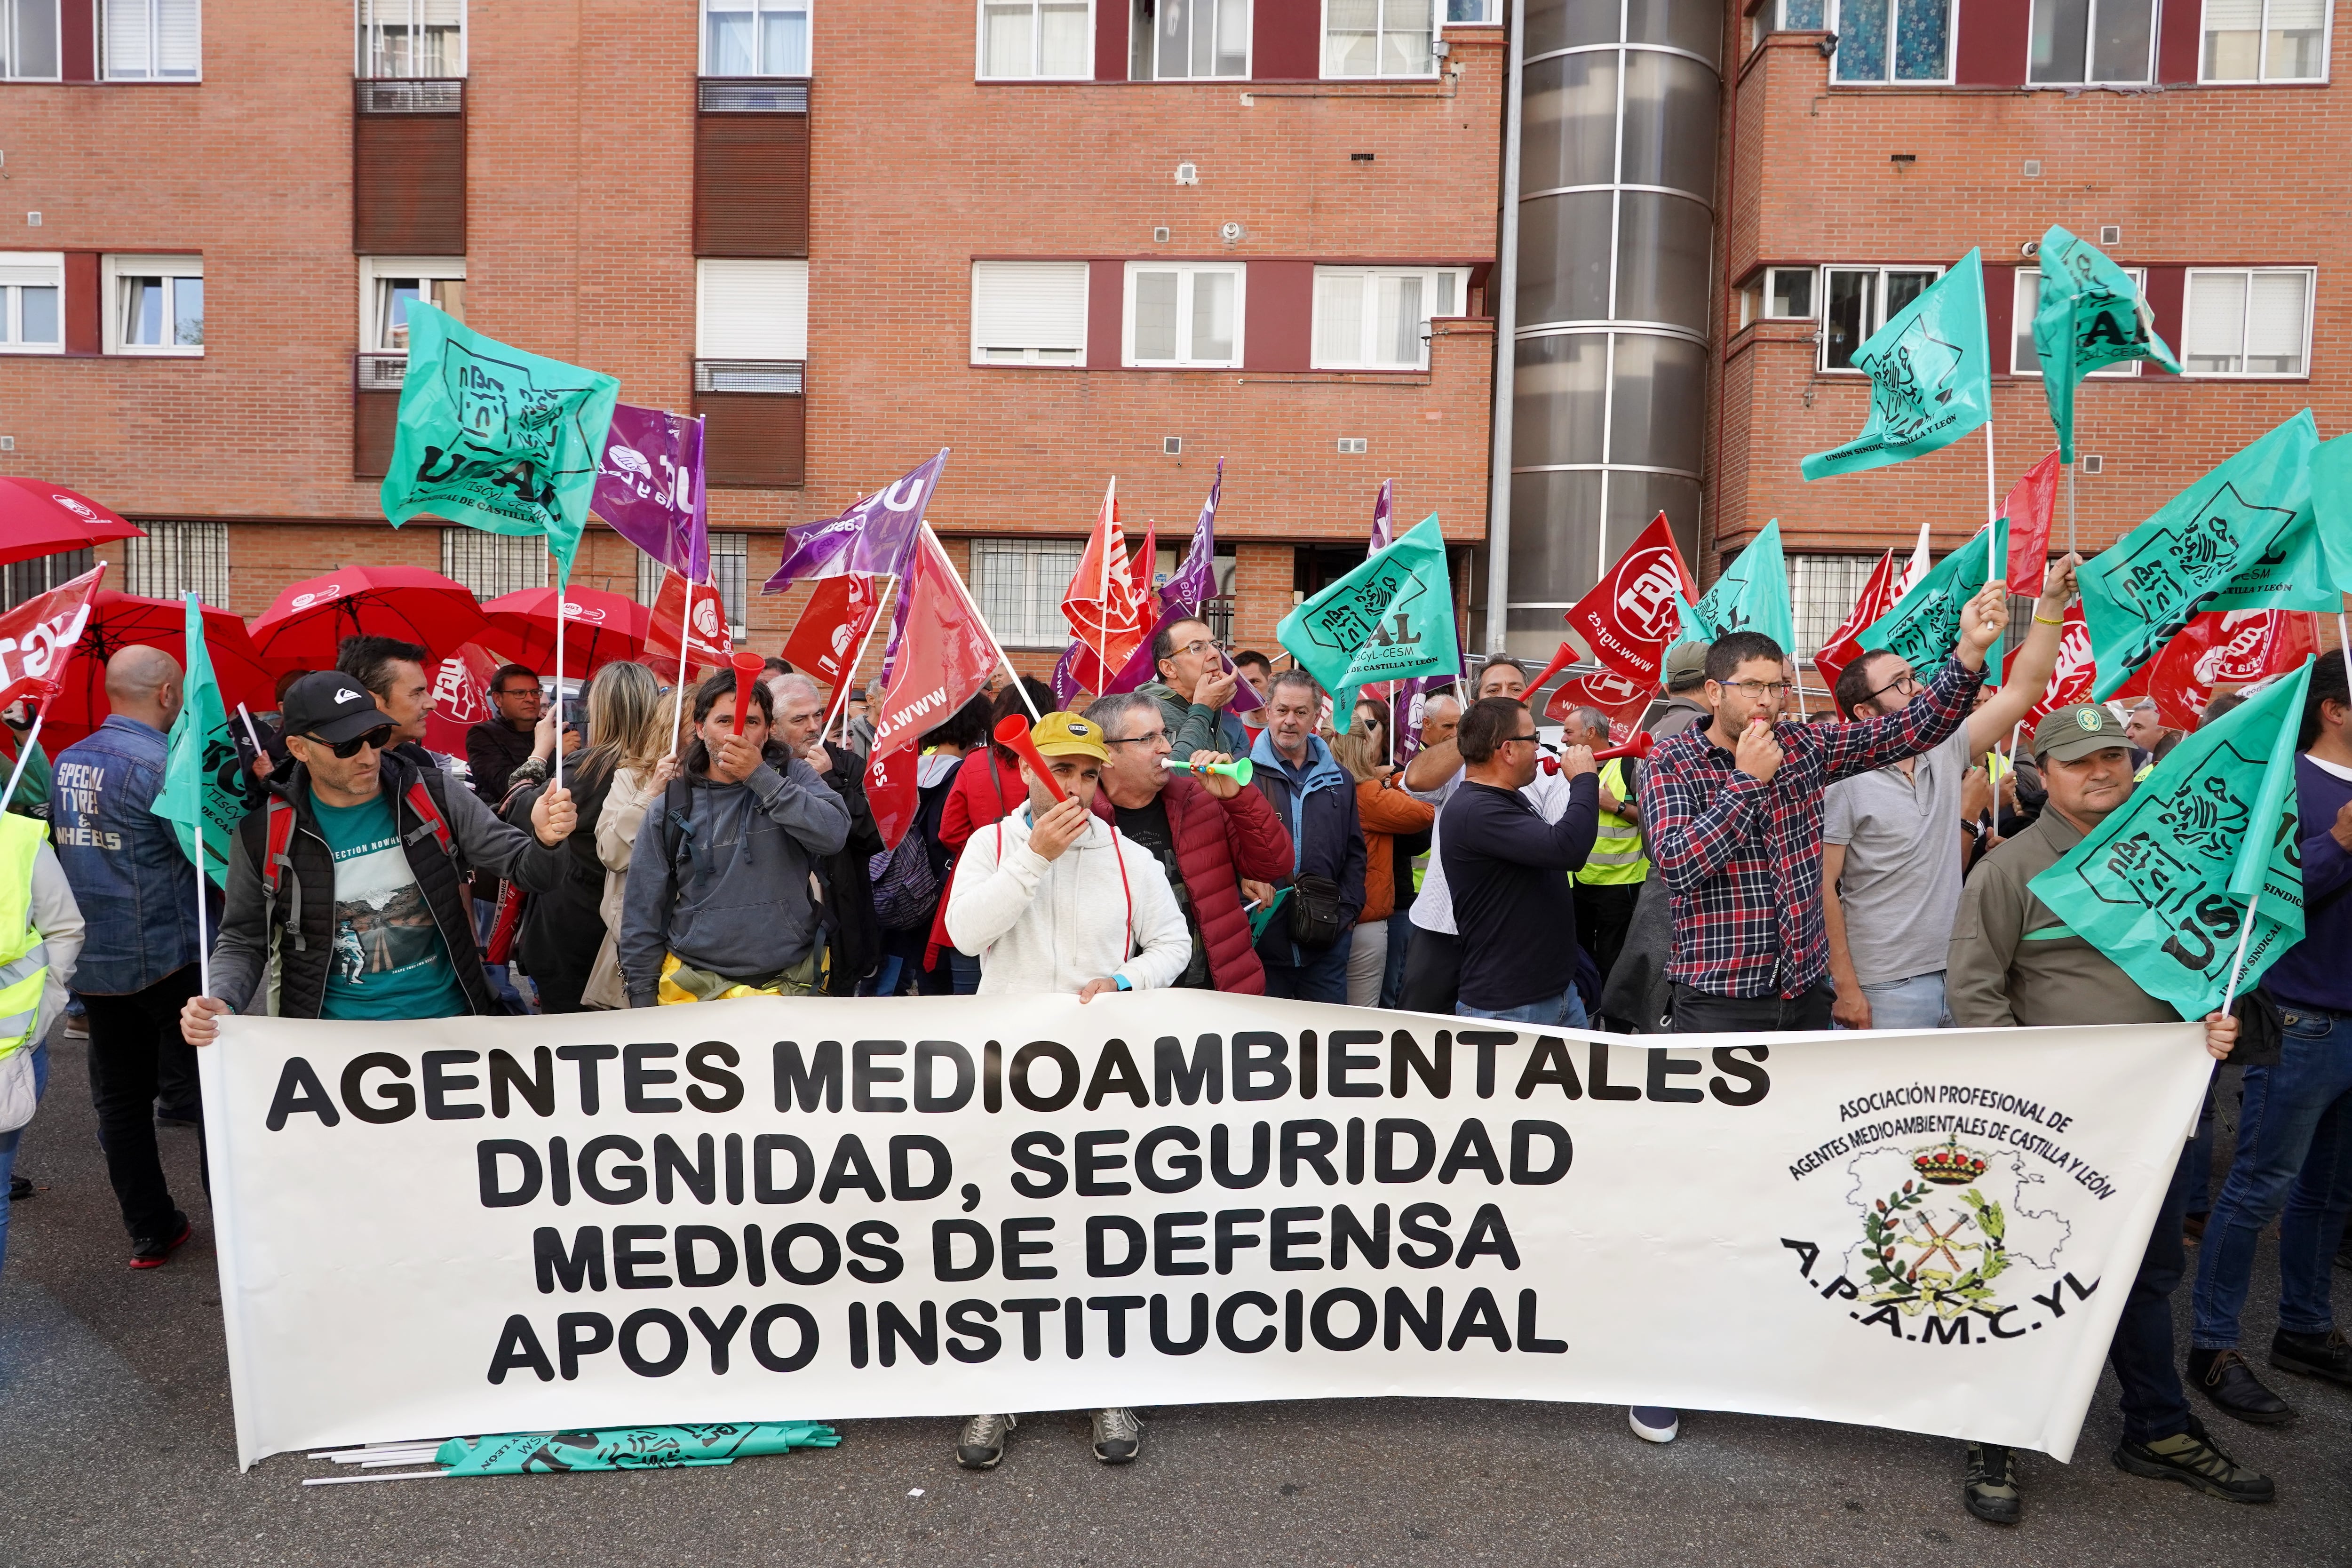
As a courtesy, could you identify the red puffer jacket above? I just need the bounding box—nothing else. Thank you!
[1089,773,1293,995]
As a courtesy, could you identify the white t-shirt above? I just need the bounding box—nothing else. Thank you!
[1408,765,1580,937]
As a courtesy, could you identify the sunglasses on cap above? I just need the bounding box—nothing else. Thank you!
[307,726,394,760]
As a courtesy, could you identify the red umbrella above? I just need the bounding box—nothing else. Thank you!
[39,591,292,751]
[0,478,147,567]
[484,585,652,678]
[248,565,492,668]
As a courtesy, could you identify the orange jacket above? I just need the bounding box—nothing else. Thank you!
[1353,777,1436,924]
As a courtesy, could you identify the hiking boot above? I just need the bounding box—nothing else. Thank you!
[955,1412,1016,1470]
[2187,1346,2295,1425]
[1090,1407,1142,1464]
[129,1212,191,1270]
[2113,1416,2275,1504]
[2270,1326,2352,1387]
[1962,1442,2022,1525]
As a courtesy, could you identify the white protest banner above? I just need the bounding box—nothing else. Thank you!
[199,995,2208,1469]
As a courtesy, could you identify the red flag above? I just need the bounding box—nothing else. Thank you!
[2002,451,2062,595]
[1543,666,1654,743]
[781,575,883,703]
[421,642,505,759]
[0,563,105,709]
[1560,512,1696,687]
[1061,478,1149,681]
[645,569,732,674]
[2003,603,2097,727]
[2113,610,2317,731]
[1812,549,1904,696]
[866,533,999,847]
[1130,525,1156,600]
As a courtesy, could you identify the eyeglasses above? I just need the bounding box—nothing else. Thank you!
[309,726,393,759]
[1503,732,1539,748]
[1718,680,1790,700]
[495,685,541,700]
[1176,639,1222,659]
[1107,728,1172,747]
[1858,671,1920,705]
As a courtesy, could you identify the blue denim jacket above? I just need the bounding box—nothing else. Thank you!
[51,716,198,995]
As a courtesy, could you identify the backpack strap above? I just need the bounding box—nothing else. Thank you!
[261,796,305,952]
[402,774,456,861]
[663,776,703,880]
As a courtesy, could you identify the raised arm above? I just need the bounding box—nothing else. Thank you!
[1967,556,2081,756]
[1818,581,2003,784]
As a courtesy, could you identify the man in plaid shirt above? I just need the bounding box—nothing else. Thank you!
[1640,579,2010,1035]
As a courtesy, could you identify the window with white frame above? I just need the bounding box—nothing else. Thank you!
[703,0,809,75]
[1775,0,1828,24]
[360,257,465,353]
[2203,0,2328,80]
[972,537,1087,647]
[636,533,750,637]
[1445,0,1499,19]
[358,0,464,77]
[1788,554,1881,661]
[971,262,1088,366]
[1,0,59,78]
[0,253,63,354]
[1819,264,1940,371]
[442,530,547,600]
[2028,0,2155,83]
[1763,266,1816,318]
[1131,0,1248,79]
[2011,267,2147,377]
[697,260,809,360]
[978,0,1091,78]
[1828,0,1953,82]
[2181,268,2313,376]
[123,521,230,605]
[1311,266,1466,370]
[105,255,204,355]
[103,0,200,79]
[1325,0,1437,77]
[1125,262,1243,368]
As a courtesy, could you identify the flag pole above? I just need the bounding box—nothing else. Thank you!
[822,578,890,739]
[928,524,1041,720]
[0,708,45,818]
[672,579,694,754]
[550,569,566,791]
[2218,890,2263,1013]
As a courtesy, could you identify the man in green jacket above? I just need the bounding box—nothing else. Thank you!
[1943,702,2265,1526]
[1136,616,1250,761]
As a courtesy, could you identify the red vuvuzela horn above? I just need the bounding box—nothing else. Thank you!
[993,713,1068,804]
[728,650,766,736]
[1541,727,1654,773]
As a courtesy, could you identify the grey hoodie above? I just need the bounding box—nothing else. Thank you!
[618,748,851,1005]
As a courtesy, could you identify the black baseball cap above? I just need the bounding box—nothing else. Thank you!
[279,671,394,745]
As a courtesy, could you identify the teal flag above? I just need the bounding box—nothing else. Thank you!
[1801,250,1993,481]
[150,594,243,888]
[2028,661,2312,1019]
[1675,519,1796,653]
[1859,518,2007,674]
[1276,515,1459,734]
[434,1423,839,1476]
[2031,225,2183,464]
[380,302,620,584]
[2078,411,2320,698]
[1665,592,1715,650]
[2301,431,2352,596]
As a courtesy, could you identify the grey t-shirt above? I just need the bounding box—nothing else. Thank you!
[1822,726,1971,987]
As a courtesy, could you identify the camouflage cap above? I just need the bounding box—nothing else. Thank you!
[2031,702,2132,763]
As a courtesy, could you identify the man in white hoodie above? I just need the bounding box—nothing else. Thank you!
[942,709,1188,1471]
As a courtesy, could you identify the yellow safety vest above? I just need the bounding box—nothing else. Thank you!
[1576,756,1649,886]
[0,813,51,1060]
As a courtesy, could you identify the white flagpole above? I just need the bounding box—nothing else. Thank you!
[2219,891,2263,1014]
[672,579,694,754]
[194,842,211,997]
[0,709,45,818]
[928,524,1041,720]
[235,701,265,757]
[822,578,890,738]
[550,572,565,791]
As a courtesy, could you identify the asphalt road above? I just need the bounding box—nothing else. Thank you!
[2,1026,2346,1568]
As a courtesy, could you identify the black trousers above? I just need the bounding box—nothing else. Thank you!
[83,965,207,1242]
[1668,979,1835,1034]
[1573,882,1641,1004]
[1398,926,1462,1015]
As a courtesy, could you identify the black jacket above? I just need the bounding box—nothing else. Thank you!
[468,719,539,806]
[503,763,619,984]
[817,740,885,995]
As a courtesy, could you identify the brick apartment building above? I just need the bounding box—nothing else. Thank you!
[0,0,1505,681]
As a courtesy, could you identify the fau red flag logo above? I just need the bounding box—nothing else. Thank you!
[2007,603,2096,727]
[1813,549,1905,693]
[1562,513,1695,687]
[782,575,882,699]
[0,563,105,708]
[645,570,732,673]
[867,534,997,848]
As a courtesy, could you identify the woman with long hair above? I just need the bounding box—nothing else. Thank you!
[1329,698,1435,1009]
[580,663,680,1009]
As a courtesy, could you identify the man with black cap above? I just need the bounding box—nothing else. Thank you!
[1942,701,2266,1525]
[178,672,578,1041]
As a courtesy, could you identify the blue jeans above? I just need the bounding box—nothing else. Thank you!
[1262,934,1352,1005]
[1379,918,1413,1009]
[0,1039,50,1277]
[2192,1008,2352,1348]
[1458,985,1591,1030]
[2113,1142,2197,1445]
[861,954,906,998]
[1855,971,1952,1031]
[949,949,982,996]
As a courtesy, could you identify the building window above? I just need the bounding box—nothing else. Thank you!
[978,0,1091,79]
[103,0,201,79]
[2027,0,2154,82]
[1819,264,1941,372]
[697,260,809,359]
[971,262,1088,366]
[1829,0,1952,82]
[1130,0,1248,79]
[0,253,63,354]
[123,520,230,605]
[2011,267,2146,377]
[1776,0,1828,24]
[2203,0,2328,80]
[1325,0,1437,77]
[637,533,750,638]
[4,549,90,612]
[1764,266,1815,318]
[360,257,465,353]
[442,530,546,600]
[358,0,464,78]
[1446,0,1499,20]
[1125,262,1244,368]
[104,254,204,356]
[1788,553,1881,664]
[703,0,810,76]
[973,537,1086,647]
[2181,267,2313,377]
[1,0,59,79]
[1311,266,1465,370]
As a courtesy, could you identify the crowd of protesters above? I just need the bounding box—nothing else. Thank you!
[0,590,2345,1529]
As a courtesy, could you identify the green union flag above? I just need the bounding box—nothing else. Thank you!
[1276,515,1458,734]
[149,594,244,888]
[2078,410,2319,698]
[380,302,619,584]
[1859,517,2008,675]
[2029,661,2311,1019]
[1671,518,1795,653]
[2032,225,2183,464]
[1801,250,1993,481]
[2297,430,2352,597]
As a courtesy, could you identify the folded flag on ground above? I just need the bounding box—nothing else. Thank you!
[433,1422,840,1476]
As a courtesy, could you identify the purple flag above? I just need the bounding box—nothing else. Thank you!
[1050,641,1085,706]
[1368,478,1395,555]
[594,405,708,581]
[764,448,948,592]
[1157,459,1222,615]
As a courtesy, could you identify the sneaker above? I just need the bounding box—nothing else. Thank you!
[2270,1326,2352,1387]
[128,1213,191,1270]
[2112,1416,2274,1504]
[8,1172,32,1202]
[2187,1346,2296,1425]
[1628,1406,1679,1444]
[1962,1442,2023,1525]
[62,1016,87,1040]
[1090,1407,1142,1464]
[955,1412,1016,1470]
